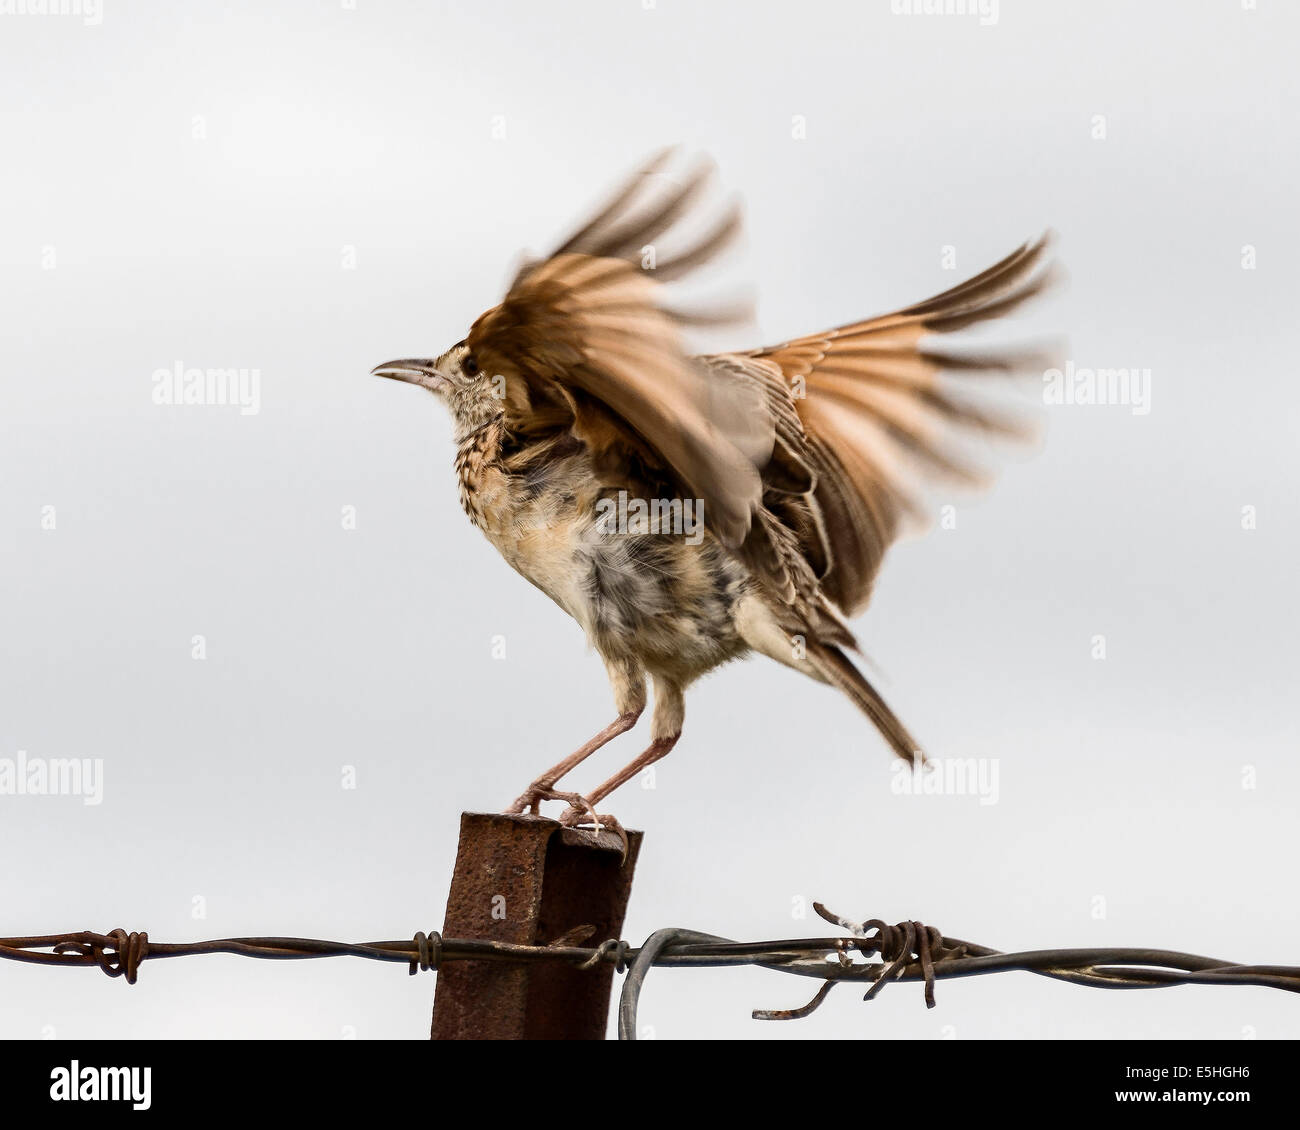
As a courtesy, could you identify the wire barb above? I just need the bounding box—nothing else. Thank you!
[5,907,1297,1039]
[408,931,442,976]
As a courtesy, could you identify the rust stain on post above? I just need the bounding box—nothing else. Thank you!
[431,812,642,1040]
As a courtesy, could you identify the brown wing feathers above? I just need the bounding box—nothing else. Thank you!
[472,153,1054,621]
[743,233,1057,615]
[468,152,771,549]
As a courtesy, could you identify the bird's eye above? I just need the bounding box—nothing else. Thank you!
[462,354,479,376]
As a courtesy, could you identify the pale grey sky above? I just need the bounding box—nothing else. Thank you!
[1,0,1296,1039]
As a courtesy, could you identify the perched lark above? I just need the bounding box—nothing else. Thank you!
[374,150,1054,834]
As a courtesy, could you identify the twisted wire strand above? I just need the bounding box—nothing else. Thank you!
[4,905,1297,1040]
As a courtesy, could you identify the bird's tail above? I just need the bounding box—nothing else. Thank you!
[807,641,923,765]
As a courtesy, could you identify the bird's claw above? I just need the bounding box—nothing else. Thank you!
[559,802,630,861]
[505,784,586,816]
[505,786,630,861]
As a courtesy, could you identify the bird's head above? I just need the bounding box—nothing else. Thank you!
[371,341,504,435]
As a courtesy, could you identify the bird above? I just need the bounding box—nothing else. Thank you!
[372,149,1056,839]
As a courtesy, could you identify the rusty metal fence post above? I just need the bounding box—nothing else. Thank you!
[431,813,642,1040]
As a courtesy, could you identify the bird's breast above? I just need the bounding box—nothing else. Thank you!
[459,460,591,616]
[454,434,751,676]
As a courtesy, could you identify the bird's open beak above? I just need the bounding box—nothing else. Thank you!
[370,359,447,392]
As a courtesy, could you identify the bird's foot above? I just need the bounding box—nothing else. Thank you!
[505,784,587,816]
[559,801,630,861]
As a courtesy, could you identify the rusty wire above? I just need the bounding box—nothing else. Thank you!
[4,902,1297,1040]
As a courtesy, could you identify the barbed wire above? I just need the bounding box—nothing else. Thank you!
[4,903,1296,1040]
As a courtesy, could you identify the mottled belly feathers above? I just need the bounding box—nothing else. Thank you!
[456,417,750,683]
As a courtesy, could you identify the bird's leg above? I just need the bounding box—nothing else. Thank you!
[505,658,645,815]
[559,677,683,831]
[505,712,641,814]
[558,735,679,822]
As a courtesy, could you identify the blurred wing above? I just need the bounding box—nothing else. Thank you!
[467,150,770,548]
[737,234,1060,615]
